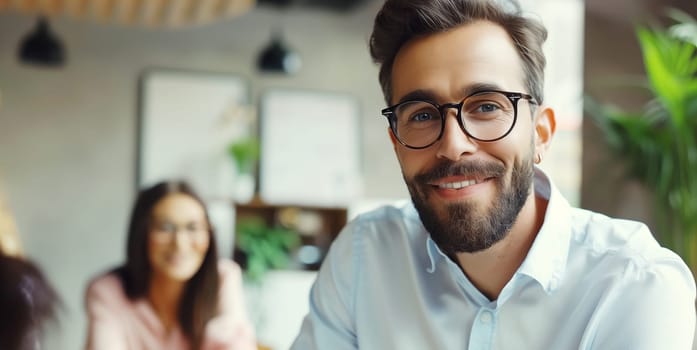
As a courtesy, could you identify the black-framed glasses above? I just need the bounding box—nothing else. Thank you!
[381,90,537,149]
[149,221,209,244]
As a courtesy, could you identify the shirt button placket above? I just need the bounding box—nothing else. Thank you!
[468,308,496,350]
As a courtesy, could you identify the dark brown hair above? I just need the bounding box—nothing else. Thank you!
[115,180,219,350]
[0,253,60,350]
[369,0,547,105]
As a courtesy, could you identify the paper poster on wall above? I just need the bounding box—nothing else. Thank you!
[137,69,251,200]
[259,89,362,207]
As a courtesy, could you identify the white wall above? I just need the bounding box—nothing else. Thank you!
[0,2,407,348]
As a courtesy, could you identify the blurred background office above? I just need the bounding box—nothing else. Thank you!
[0,0,695,349]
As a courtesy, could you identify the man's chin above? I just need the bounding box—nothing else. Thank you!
[425,195,487,217]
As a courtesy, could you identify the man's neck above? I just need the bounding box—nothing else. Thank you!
[454,192,548,301]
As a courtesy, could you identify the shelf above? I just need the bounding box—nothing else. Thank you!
[233,196,347,271]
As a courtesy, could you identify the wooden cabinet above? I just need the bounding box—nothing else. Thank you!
[233,196,347,271]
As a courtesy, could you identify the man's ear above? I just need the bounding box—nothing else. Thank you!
[388,127,399,148]
[534,105,556,161]
[388,127,406,164]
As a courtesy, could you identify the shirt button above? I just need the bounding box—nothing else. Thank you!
[480,310,493,324]
[549,278,559,290]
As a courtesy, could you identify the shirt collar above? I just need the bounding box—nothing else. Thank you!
[426,236,442,273]
[516,167,572,294]
[422,167,573,294]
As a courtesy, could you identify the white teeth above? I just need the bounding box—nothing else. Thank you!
[439,179,478,189]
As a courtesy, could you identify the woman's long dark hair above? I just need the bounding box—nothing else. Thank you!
[115,181,220,349]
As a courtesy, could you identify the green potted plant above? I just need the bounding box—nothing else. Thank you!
[234,217,300,282]
[586,10,697,274]
[228,137,260,175]
[227,137,260,203]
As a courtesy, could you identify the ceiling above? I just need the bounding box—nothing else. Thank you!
[257,0,371,11]
[0,0,256,27]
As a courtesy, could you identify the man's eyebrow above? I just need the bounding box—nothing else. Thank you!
[396,90,439,104]
[396,83,508,105]
[462,82,505,96]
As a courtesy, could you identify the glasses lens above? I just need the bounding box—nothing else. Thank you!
[394,101,442,148]
[461,92,516,141]
[150,221,209,243]
[154,222,177,234]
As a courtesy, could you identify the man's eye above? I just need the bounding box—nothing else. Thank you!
[476,103,500,113]
[410,112,435,122]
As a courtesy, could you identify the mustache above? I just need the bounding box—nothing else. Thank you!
[414,160,506,184]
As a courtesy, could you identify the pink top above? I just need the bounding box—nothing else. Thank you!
[84,260,257,350]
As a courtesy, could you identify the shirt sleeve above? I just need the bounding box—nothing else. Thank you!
[589,255,696,350]
[202,260,257,350]
[84,275,129,350]
[290,220,360,350]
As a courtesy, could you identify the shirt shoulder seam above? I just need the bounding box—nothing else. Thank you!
[350,215,365,332]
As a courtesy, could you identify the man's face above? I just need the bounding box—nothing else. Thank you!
[389,21,539,255]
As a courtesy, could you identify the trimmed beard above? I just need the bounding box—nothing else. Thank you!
[406,155,534,255]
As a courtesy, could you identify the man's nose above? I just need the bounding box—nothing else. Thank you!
[435,111,478,161]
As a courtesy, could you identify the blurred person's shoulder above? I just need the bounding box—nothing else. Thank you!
[217,258,242,280]
[85,269,129,306]
[218,258,242,277]
[215,259,246,309]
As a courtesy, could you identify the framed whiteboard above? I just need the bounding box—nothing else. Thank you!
[137,68,250,199]
[259,89,362,206]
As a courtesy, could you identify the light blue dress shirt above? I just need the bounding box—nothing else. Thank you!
[291,169,696,350]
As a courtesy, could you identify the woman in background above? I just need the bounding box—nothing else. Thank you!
[85,181,256,350]
[0,194,60,350]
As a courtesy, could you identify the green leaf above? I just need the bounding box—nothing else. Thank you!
[584,9,697,271]
[227,138,260,174]
[638,28,685,124]
[235,217,301,281]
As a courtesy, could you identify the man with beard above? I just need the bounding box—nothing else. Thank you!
[291,0,696,349]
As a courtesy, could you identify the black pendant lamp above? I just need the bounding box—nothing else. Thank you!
[257,33,301,74]
[18,17,66,67]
